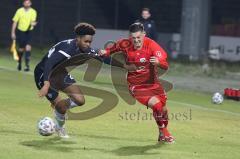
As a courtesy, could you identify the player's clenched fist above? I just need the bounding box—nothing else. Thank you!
[98,49,107,56]
[149,56,160,66]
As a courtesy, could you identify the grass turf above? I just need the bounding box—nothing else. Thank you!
[0,50,240,159]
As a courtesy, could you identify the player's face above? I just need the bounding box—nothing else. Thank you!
[142,11,151,20]
[130,31,145,49]
[76,35,93,50]
[23,0,32,8]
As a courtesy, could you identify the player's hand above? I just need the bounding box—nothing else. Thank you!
[38,87,48,98]
[38,81,50,98]
[150,56,160,66]
[11,33,16,40]
[98,49,107,56]
[123,63,137,72]
[31,21,37,27]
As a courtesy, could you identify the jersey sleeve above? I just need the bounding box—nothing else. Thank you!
[12,9,20,22]
[32,9,37,21]
[105,39,129,56]
[150,41,169,70]
[92,48,125,68]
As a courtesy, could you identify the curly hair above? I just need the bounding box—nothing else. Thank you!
[74,22,96,36]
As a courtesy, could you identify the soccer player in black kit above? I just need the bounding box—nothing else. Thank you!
[34,23,124,138]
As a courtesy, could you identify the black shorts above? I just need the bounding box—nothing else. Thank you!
[16,29,32,48]
[34,64,76,101]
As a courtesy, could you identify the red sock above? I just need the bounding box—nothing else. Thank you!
[152,102,169,130]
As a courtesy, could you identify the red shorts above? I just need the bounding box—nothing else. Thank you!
[129,83,167,106]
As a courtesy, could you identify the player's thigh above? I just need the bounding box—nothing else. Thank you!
[34,66,59,102]
[16,31,27,50]
[130,88,152,106]
[130,84,166,108]
[62,84,85,106]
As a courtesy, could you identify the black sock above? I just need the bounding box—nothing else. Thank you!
[17,51,23,70]
[25,51,31,69]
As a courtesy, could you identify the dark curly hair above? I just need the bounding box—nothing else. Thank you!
[74,22,96,36]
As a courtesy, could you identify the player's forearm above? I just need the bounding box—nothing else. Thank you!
[159,61,169,70]
[105,48,115,56]
[11,22,17,39]
[43,81,50,88]
[11,22,17,34]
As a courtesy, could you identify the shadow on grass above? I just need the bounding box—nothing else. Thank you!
[74,133,155,143]
[20,135,164,156]
[111,144,163,156]
[72,133,163,156]
[20,137,77,152]
[73,133,164,156]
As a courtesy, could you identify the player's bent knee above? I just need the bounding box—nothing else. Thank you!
[71,96,85,106]
[148,96,161,108]
[26,45,31,51]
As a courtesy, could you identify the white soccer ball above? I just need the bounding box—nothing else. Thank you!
[212,92,224,104]
[37,117,56,136]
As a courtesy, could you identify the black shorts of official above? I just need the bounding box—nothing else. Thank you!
[34,64,76,101]
[16,29,32,48]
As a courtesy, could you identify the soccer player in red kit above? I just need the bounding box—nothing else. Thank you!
[100,22,175,143]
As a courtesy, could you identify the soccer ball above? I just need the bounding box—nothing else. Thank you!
[212,92,224,104]
[37,117,56,136]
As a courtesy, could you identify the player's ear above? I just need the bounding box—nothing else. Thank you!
[142,31,146,36]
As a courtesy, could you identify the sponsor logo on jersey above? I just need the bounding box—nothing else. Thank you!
[140,58,146,63]
[156,51,162,57]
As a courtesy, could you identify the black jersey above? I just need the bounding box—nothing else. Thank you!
[36,39,105,81]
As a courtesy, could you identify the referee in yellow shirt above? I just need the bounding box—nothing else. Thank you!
[11,0,37,71]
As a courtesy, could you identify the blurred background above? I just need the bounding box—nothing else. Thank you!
[1,0,240,62]
[0,0,240,61]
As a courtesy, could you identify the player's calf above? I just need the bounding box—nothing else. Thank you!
[149,98,175,143]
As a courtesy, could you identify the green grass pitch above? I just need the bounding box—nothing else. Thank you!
[0,51,240,159]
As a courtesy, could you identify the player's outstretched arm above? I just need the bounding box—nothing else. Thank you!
[99,54,137,71]
[98,38,128,57]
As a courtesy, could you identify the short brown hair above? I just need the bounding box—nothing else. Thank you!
[142,8,150,13]
[74,22,96,36]
[129,22,144,33]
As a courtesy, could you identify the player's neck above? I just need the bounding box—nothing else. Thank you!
[23,7,30,11]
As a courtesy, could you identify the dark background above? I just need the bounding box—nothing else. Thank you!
[1,0,240,46]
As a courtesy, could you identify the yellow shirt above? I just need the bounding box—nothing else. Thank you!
[12,7,37,32]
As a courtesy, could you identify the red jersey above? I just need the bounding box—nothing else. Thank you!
[106,37,168,86]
